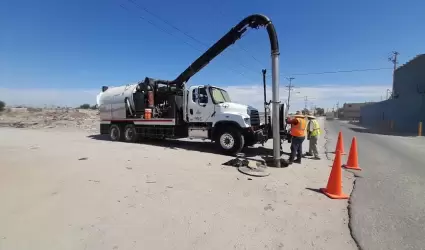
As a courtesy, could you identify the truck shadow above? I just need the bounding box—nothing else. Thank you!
[87,134,290,158]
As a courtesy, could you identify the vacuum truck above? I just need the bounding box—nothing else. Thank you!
[97,14,288,155]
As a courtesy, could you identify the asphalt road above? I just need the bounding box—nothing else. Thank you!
[325,120,425,250]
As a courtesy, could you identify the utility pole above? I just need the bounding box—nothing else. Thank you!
[285,77,295,113]
[389,51,399,72]
[388,51,399,98]
[304,96,308,113]
[262,69,268,125]
[336,101,339,118]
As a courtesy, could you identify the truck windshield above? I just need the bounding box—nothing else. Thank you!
[210,87,231,104]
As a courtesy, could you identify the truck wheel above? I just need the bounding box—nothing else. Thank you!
[216,128,245,155]
[124,124,139,143]
[109,124,123,141]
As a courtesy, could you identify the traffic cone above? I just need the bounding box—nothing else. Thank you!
[335,131,346,155]
[320,151,349,199]
[343,137,361,171]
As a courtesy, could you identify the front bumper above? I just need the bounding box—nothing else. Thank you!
[243,125,269,145]
[244,123,291,145]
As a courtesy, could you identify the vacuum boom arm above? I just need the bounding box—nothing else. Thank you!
[171,14,279,88]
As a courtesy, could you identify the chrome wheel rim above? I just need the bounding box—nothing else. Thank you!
[125,127,134,140]
[110,127,119,140]
[220,133,235,150]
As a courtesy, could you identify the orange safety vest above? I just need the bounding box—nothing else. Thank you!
[290,118,307,137]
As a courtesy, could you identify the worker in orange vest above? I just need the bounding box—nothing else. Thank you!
[286,112,307,164]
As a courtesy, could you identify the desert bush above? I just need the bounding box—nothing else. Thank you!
[0,100,5,112]
[79,104,91,109]
[27,107,43,112]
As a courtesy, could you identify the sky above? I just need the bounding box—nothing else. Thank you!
[0,0,424,112]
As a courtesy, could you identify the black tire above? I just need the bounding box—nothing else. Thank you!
[123,124,139,143]
[216,127,245,155]
[109,124,123,141]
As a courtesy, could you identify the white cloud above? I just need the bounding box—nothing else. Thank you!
[0,84,390,111]
[226,84,390,112]
[0,87,100,107]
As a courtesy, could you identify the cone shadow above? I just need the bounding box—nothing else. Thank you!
[305,187,323,194]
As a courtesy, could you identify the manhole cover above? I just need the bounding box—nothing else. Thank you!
[238,163,270,177]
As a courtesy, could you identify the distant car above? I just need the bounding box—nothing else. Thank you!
[326,112,335,120]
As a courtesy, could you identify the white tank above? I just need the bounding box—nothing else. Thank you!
[98,83,139,107]
[96,92,103,106]
[97,83,141,120]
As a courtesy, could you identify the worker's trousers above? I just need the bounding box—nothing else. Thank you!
[309,135,319,157]
[290,136,305,161]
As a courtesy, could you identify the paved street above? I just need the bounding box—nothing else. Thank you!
[325,120,425,250]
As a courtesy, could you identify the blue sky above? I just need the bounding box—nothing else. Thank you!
[1,0,424,110]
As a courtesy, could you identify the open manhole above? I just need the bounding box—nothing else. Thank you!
[238,160,270,177]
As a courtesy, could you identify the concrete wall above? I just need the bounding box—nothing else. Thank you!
[361,98,424,134]
[360,54,425,135]
[393,55,425,98]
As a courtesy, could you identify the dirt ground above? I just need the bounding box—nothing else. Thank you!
[0,109,356,250]
[0,107,99,132]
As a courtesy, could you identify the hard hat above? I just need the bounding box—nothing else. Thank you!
[307,115,316,119]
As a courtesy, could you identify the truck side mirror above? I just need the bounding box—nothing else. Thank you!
[197,87,208,106]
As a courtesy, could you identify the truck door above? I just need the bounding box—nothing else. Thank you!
[188,86,214,123]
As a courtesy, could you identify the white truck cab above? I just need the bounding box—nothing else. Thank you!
[185,85,255,128]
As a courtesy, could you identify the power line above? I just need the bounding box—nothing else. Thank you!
[119,2,392,84]
[209,4,267,69]
[119,4,202,52]
[119,2,257,82]
[200,1,264,71]
[287,67,392,77]
[236,42,267,67]
[266,67,392,78]
[125,0,260,78]
[127,0,206,47]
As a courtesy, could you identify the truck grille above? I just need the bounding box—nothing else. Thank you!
[250,109,261,126]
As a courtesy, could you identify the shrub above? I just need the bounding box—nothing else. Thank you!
[0,100,5,112]
[27,107,43,112]
[79,103,91,109]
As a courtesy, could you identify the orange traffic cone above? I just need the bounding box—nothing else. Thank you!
[335,131,346,155]
[320,151,349,199]
[343,137,361,170]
